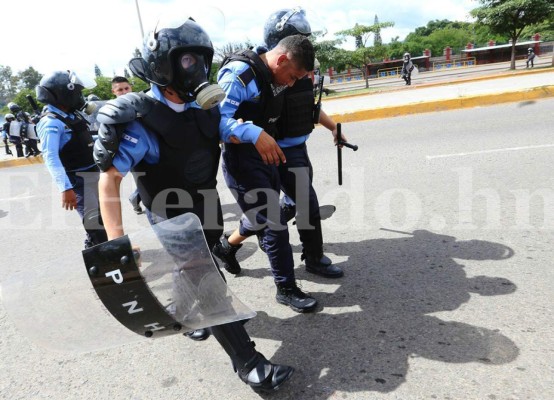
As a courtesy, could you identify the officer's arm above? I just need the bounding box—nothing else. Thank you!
[318,110,348,146]
[218,68,286,165]
[98,166,124,240]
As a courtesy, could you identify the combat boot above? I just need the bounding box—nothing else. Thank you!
[303,254,344,278]
[276,282,317,313]
[212,234,242,274]
[237,352,295,393]
[210,322,294,393]
[183,328,210,341]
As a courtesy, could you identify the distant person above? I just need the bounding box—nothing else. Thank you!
[526,48,536,68]
[111,76,143,215]
[22,112,41,157]
[1,125,13,155]
[401,52,415,85]
[111,76,133,97]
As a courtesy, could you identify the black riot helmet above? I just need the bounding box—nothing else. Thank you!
[8,102,22,113]
[264,7,312,50]
[36,71,86,112]
[129,16,224,109]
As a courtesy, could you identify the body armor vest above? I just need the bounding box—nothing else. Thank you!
[220,49,283,138]
[277,77,315,138]
[47,112,95,171]
[133,100,221,218]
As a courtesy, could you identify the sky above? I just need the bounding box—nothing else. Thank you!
[1,0,476,81]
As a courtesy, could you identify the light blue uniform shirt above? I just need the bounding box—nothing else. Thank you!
[111,86,204,176]
[217,60,265,144]
[218,59,310,148]
[36,105,96,192]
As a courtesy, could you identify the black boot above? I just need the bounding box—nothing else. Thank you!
[184,328,210,341]
[303,254,343,278]
[210,322,294,392]
[212,234,242,274]
[276,282,317,313]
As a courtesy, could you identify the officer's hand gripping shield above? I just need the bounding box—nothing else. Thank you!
[1,213,255,353]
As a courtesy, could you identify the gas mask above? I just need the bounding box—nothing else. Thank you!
[172,51,225,109]
[80,100,98,115]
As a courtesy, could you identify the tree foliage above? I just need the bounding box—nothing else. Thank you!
[471,0,554,69]
[334,21,394,87]
[17,67,43,91]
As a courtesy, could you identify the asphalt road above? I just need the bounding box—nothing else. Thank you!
[1,98,553,399]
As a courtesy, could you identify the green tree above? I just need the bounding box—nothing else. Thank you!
[94,64,103,77]
[17,67,43,90]
[11,88,42,115]
[336,21,394,88]
[374,15,383,46]
[471,0,554,69]
[0,66,18,107]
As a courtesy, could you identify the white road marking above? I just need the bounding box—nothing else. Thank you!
[426,144,554,160]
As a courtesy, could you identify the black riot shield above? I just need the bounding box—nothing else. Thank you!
[1,213,255,353]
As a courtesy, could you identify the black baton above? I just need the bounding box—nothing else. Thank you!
[336,123,358,185]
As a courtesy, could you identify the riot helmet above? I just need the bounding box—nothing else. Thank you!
[36,71,87,112]
[528,47,533,53]
[87,94,100,101]
[129,16,224,109]
[264,7,312,50]
[8,102,22,113]
[403,53,411,62]
[5,113,15,121]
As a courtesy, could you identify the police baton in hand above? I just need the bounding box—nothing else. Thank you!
[25,95,42,122]
[336,123,358,185]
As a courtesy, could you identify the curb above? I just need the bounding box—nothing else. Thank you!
[0,154,44,169]
[327,85,554,124]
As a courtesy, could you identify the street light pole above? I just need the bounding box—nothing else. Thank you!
[134,0,145,39]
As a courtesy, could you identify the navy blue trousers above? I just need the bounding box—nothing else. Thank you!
[222,143,295,285]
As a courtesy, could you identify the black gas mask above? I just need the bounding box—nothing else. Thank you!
[171,51,224,109]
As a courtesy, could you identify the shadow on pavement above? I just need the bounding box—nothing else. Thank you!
[240,229,518,399]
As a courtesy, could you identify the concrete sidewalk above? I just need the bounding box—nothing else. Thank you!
[324,67,554,123]
[1,65,553,168]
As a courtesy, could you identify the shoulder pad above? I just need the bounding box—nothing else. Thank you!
[93,123,123,172]
[96,92,155,125]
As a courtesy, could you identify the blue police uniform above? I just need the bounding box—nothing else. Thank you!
[109,86,223,247]
[218,53,296,286]
[37,105,107,246]
[275,76,327,262]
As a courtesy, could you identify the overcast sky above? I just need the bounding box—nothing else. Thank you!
[1,0,476,81]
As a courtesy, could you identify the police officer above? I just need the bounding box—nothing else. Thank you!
[93,16,294,392]
[3,107,24,157]
[214,33,320,313]
[2,116,14,156]
[401,52,414,85]
[213,8,344,284]
[36,70,108,248]
[21,111,41,157]
[526,48,536,68]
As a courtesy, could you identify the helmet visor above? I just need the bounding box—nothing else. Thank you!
[68,70,96,90]
[275,7,311,35]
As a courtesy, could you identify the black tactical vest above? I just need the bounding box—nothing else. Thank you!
[220,49,284,138]
[277,76,315,138]
[47,112,95,171]
[133,100,221,219]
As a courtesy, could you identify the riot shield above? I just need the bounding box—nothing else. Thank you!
[1,213,255,353]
